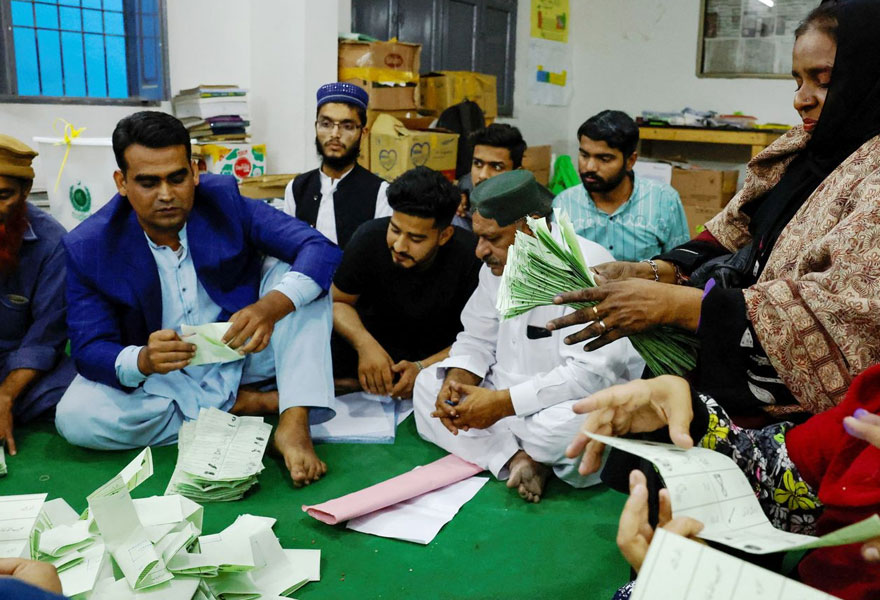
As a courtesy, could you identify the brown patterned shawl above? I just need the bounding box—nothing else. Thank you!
[706,125,880,415]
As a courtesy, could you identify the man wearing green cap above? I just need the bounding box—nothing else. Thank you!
[0,135,75,457]
[413,170,643,503]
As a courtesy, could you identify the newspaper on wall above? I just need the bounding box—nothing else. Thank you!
[701,0,815,77]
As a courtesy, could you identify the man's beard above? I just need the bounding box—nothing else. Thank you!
[0,200,28,276]
[315,136,361,170]
[581,167,628,193]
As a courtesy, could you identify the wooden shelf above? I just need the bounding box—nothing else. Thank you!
[638,126,786,158]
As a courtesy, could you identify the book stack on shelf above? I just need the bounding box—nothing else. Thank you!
[172,85,250,143]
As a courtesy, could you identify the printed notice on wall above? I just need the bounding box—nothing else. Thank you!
[527,38,572,106]
[531,0,569,43]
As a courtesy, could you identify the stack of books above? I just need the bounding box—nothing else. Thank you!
[172,85,250,142]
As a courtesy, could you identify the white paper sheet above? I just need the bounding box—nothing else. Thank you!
[589,433,880,554]
[58,542,107,597]
[179,409,271,481]
[0,493,46,558]
[632,529,842,599]
[283,549,320,582]
[311,392,397,444]
[396,399,414,425]
[346,476,489,544]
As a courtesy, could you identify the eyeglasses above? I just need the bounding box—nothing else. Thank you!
[316,118,362,134]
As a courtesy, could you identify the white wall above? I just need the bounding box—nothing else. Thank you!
[0,0,338,186]
[3,0,803,185]
[499,0,800,159]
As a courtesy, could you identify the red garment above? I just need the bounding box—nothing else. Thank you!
[787,363,880,600]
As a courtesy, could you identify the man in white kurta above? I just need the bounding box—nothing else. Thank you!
[413,170,644,502]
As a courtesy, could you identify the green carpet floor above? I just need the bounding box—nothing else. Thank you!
[4,416,630,599]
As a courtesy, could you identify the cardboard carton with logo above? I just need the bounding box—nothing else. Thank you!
[357,109,437,171]
[339,39,422,111]
[419,71,498,119]
[369,114,459,182]
[199,143,267,183]
[670,167,738,209]
[522,145,552,186]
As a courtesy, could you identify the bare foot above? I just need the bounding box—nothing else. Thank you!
[231,387,279,415]
[274,407,327,487]
[506,450,550,503]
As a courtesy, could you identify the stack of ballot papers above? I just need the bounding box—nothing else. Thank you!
[496,209,700,376]
[2,447,321,599]
[165,408,272,502]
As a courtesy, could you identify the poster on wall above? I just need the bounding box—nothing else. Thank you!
[527,38,572,106]
[700,0,815,77]
[531,0,569,43]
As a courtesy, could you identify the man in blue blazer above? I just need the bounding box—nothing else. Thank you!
[56,111,342,487]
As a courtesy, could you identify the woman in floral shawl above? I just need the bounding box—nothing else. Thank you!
[548,0,880,420]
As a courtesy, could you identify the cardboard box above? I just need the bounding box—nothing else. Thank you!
[419,71,498,119]
[342,78,418,111]
[683,203,722,238]
[338,40,421,84]
[633,160,673,186]
[358,110,437,171]
[369,113,459,182]
[239,174,297,200]
[198,143,266,183]
[522,145,552,186]
[671,167,738,209]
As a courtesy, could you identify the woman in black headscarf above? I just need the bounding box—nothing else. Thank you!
[548,0,880,422]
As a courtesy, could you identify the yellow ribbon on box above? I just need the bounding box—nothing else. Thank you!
[338,67,418,84]
[52,118,87,192]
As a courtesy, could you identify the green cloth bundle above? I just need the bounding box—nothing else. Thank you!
[497,210,699,376]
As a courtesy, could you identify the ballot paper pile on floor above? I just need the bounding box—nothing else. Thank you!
[165,407,272,502]
[496,209,700,376]
[1,448,320,599]
[304,454,488,544]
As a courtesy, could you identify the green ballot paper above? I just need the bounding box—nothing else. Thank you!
[497,209,699,376]
[180,323,245,366]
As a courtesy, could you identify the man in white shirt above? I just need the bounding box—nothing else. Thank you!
[413,170,643,503]
[283,82,391,249]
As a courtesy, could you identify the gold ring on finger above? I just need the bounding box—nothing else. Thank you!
[592,305,599,317]
[599,319,607,333]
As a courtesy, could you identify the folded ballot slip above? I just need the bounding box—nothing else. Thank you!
[180,322,244,366]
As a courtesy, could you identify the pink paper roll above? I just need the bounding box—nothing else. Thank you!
[302,454,483,525]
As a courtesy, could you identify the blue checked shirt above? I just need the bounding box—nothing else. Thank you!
[552,176,690,263]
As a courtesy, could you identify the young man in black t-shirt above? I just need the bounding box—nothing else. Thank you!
[331,167,481,399]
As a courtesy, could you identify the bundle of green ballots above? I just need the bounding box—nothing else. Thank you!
[165,408,272,502]
[497,209,699,376]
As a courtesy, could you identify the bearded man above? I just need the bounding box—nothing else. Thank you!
[0,135,75,456]
[552,110,689,263]
[283,82,391,249]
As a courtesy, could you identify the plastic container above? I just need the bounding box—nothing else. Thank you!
[33,137,118,231]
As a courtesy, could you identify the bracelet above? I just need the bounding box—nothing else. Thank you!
[415,360,425,371]
[641,259,660,282]
[673,263,689,286]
